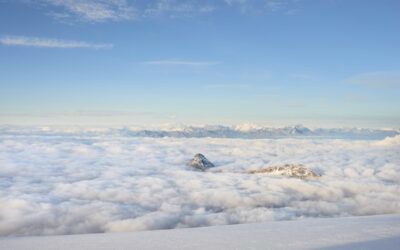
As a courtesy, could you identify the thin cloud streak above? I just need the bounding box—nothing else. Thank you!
[143,0,216,18]
[16,0,300,23]
[43,0,136,23]
[0,36,113,49]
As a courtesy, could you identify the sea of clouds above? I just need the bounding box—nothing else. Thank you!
[0,125,399,236]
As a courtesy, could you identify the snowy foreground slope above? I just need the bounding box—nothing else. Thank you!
[1,214,400,250]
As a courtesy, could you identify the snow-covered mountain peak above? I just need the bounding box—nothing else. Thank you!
[187,153,215,171]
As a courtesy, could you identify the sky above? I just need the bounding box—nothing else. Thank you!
[0,0,399,127]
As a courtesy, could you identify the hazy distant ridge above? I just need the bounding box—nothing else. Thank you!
[0,125,398,139]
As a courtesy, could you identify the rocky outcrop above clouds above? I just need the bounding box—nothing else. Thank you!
[187,153,215,171]
[247,164,320,179]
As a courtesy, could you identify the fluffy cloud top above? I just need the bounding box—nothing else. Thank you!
[0,127,399,236]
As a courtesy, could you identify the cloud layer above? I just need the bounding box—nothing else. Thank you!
[0,35,113,49]
[0,126,399,236]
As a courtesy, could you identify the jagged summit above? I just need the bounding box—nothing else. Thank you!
[187,153,215,171]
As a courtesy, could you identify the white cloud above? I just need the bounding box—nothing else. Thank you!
[14,0,300,23]
[143,59,220,66]
[35,0,215,22]
[348,71,400,88]
[0,35,113,49]
[143,0,216,18]
[0,126,399,236]
[43,0,136,23]
[374,134,400,147]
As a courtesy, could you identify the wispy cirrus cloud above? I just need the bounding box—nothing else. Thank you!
[42,0,136,23]
[30,0,214,23]
[0,35,113,49]
[143,59,220,66]
[143,0,216,18]
[12,0,301,24]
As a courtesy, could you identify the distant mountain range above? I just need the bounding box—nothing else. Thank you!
[1,125,398,140]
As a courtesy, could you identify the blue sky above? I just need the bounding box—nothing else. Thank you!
[0,0,399,127]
